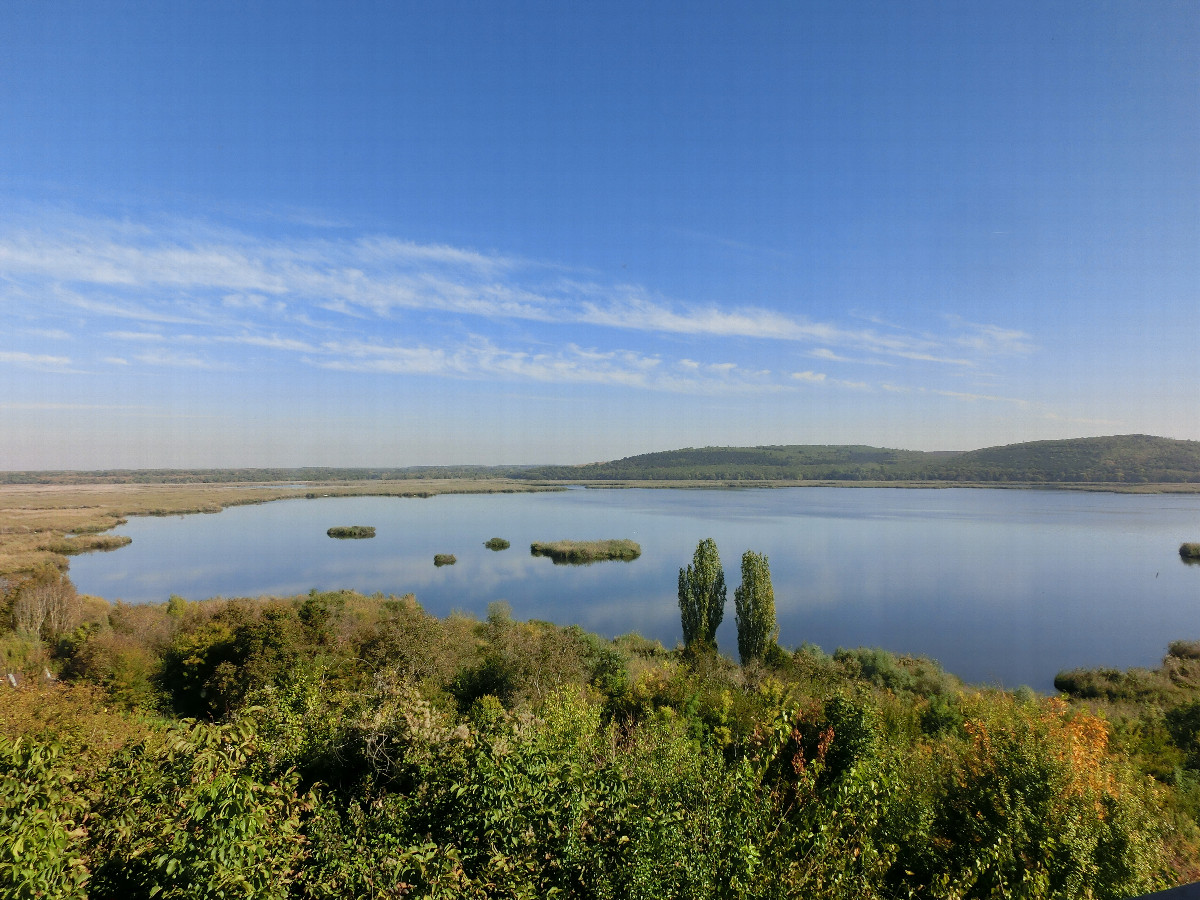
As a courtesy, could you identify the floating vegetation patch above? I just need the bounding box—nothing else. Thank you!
[484,537,511,551]
[434,553,457,567]
[1181,542,1200,562]
[327,526,376,539]
[530,539,642,565]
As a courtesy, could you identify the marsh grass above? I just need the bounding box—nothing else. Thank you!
[484,537,511,551]
[1180,543,1200,561]
[326,526,376,539]
[39,535,132,555]
[529,539,641,564]
[434,554,457,567]
[0,479,562,577]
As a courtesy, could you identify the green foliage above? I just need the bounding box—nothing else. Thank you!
[158,601,306,718]
[734,550,778,665]
[484,537,511,551]
[0,737,89,899]
[299,794,471,899]
[1181,543,1200,560]
[87,717,307,899]
[678,538,726,650]
[900,694,1171,899]
[835,647,959,697]
[434,553,457,566]
[5,589,1198,896]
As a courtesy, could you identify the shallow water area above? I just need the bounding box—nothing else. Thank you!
[67,487,1200,691]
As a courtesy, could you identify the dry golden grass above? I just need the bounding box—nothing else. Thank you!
[0,479,562,579]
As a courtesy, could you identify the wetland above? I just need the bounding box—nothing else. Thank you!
[64,485,1200,691]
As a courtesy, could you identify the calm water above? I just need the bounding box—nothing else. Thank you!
[68,487,1200,691]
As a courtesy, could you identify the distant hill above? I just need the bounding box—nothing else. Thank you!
[520,435,1200,484]
[5,435,1199,486]
[521,445,956,482]
[925,435,1200,483]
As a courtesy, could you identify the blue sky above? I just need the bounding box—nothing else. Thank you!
[1,1,1197,468]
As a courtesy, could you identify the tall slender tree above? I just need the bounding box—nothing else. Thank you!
[734,550,777,664]
[678,538,726,649]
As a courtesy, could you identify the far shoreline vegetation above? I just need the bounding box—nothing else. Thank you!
[326,525,375,539]
[530,539,642,564]
[7,434,1200,487]
[5,434,1200,580]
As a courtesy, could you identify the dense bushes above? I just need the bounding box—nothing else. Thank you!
[0,584,1197,896]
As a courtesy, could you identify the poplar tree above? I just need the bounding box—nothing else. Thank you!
[678,538,726,649]
[734,549,778,664]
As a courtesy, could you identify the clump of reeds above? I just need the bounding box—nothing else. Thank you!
[529,539,641,565]
[327,526,376,539]
[1180,542,1200,560]
[434,554,457,567]
[484,537,511,551]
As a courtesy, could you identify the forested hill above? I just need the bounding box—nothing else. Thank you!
[6,435,1200,486]
[522,435,1200,484]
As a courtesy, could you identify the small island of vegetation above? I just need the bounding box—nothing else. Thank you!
[433,553,457,566]
[1181,543,1200,561]
[483,537,510,551]
[530,538,641,564]
[326,525,376,539]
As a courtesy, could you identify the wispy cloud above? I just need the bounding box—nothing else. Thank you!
[23,328,73,340]
[106,330,166,341]
[933,389,1029,406]
[0,350,75,370]
[0,207,1037,396]
[134,349,234,371]
[312,338,786,395]
[945,316,1036,356]
[791,370,827,383]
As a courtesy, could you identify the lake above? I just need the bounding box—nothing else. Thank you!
[67,487,1200,691]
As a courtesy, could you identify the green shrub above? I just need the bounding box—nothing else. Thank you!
[899,694,1171,899]
[433,553,456,566]
[483,537,510,551]
[87,718,307,899]
[0,737,89,900]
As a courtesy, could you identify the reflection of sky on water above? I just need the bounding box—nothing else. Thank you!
[68,489,1200,691]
